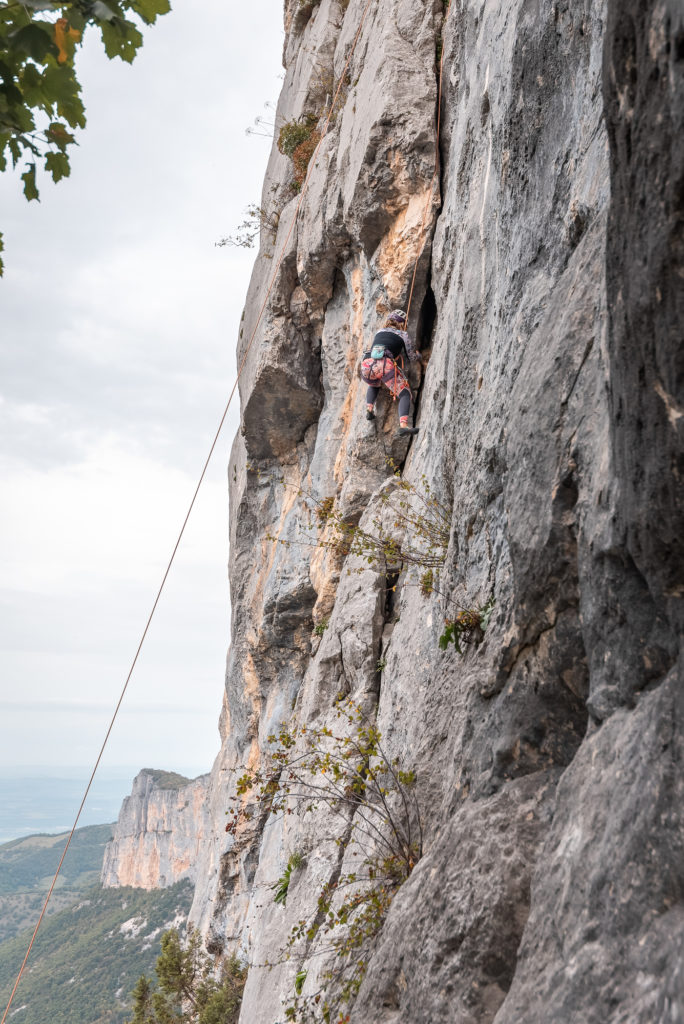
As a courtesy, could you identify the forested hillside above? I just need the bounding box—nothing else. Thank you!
[0,880,193,1024]
[0,825,113,942]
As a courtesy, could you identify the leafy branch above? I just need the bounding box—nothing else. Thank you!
[268,466,451,578]
[215,202,280,250]
[225,701,422,1023]
[0,0,171,274]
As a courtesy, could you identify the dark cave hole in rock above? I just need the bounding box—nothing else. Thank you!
[675,30,684,63]
[385,569,400,623]
[403,282,437,451]
[416,282,437,352]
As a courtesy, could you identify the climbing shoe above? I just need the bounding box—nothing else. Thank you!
[398,426,419,436]
[366,409,375,421]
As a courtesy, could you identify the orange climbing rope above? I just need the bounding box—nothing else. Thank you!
[0,2,375,1021]
[405,1,451,326]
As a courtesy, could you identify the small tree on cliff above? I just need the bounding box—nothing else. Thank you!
[127,928,246,1024]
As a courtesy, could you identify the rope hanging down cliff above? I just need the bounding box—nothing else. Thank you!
[0,3,377,1021]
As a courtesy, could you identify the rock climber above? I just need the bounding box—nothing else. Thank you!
[360,309,422,436]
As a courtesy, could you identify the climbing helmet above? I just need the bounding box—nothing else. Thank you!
[387,308,407,327]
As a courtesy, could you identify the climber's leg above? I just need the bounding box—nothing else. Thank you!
[397,389,410,420]
[366,384,379,420]
[378,362,417,434]
[397,387,419,436]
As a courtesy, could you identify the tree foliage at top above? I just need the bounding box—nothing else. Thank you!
[0,0,171,274]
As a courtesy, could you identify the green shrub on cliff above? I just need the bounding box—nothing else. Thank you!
[273,851,305,906]
[277,115,318,158]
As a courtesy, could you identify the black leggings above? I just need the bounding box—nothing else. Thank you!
[367,385,410,418]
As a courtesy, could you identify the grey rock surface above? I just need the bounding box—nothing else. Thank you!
[494,671,684,1024]
[352,771,560,1024]
[123,0,682,1020]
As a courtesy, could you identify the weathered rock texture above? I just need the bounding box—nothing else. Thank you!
[101,770,210,889]
[116,0,684,1020]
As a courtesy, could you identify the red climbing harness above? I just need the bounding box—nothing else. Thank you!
[360,350,411,401]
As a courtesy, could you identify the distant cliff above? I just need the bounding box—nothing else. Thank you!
[101,770,210,890]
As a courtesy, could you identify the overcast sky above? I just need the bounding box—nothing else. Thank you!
[0,1,284,781]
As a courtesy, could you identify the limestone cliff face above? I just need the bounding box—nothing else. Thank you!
[101,771,210,890]
[181,1,682,1022]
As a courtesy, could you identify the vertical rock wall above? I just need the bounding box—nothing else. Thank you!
[184,1,683,1022]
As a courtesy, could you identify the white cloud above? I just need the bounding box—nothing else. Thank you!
[1,434,226,590]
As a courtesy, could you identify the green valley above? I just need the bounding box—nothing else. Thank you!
[0,880,194,1024]
[0,825,113,943]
